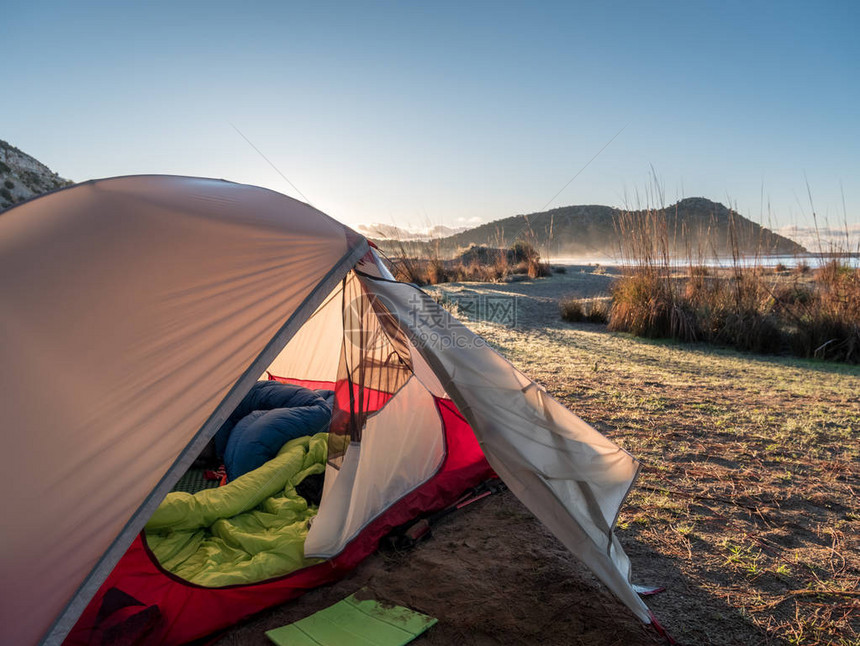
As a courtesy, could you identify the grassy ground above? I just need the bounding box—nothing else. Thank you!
[220,269,858,646]
[430,270,859,645]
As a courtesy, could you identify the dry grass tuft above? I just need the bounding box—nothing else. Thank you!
[559,297,610,324]
[608,208,860,362]
[389,241,550,285]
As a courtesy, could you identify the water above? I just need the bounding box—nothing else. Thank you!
[549,253,860,269]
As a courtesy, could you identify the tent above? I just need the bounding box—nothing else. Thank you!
[0,176,652,645]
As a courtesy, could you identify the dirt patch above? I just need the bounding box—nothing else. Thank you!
[217,493,662,646]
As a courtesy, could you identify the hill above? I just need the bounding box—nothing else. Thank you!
[380,198,806,259]
[0,140,72,211]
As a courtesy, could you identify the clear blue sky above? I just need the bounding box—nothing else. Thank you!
[3,0,858,232]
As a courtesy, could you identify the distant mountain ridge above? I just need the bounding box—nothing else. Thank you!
[0,140,72,211]
[358,222,470,241]
[382,197,806,258]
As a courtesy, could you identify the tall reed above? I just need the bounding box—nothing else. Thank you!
[608,200,860,363]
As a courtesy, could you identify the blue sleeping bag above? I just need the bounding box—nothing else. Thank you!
[214,381,333,481]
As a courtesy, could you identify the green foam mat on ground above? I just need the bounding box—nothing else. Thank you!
[265,589,437,646]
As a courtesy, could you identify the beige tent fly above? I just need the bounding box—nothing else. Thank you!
[0,176,651,645]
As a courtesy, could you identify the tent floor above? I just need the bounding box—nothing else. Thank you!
[171,468,222,494]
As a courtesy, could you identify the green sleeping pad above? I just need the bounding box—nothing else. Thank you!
[265,589,437,646]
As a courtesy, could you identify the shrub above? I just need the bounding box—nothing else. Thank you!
[559,298,584,322]
[553,265,567,274]
[772,283,812,307]
[457,244,503,266]
[509,241,539,263]
[711,308,784,354]
[426,259,449,285]
[391,241,557,287]
[512,261,529,275]
[790,314,860,363]
[0,187,12,201]
[585,298,611,323]
[3,179,13,189]
[608,270,674,338]
[790,261,860,362]
[560,297,610,324]
[527,258,551,279]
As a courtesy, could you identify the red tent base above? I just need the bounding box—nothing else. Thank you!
[64,397,493,645]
